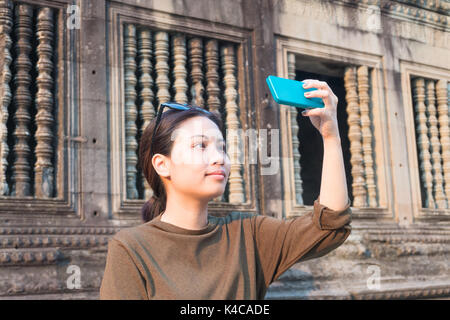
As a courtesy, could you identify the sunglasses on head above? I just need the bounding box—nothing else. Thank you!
[150,102,212,156]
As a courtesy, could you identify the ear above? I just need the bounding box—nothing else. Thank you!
[152,153,171,178]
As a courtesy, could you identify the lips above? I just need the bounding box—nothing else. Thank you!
[205,170,226,177]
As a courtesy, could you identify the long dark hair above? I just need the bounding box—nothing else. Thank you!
[138,107,224,223]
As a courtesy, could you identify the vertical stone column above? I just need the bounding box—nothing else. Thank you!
[436,79,449,208]
[287,53,303,205]
[172,33,188,104]
[12,4,33,197]
[0,0,12,196]
[35,7,55,198]
[137,28,155,200]
[241,0,282,217]
[79,0,109,221]
[221,44,244,204]
[124,24,138,199]
[205,39,220,114]
[357,66,377,207]
[188,38,205,108]
[344,67,365,207]
[154,31,170,106]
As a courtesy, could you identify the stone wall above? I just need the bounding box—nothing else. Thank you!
[0,0,448,299]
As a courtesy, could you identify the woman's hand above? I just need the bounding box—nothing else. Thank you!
[301,79,340,140]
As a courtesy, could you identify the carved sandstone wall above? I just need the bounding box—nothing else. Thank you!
[0,0,448,299]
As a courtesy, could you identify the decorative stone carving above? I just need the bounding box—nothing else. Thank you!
[124,24,139,199]
[137,28,155,200]
[426,80,446,209]
[0,235,110,250]
[357,66,377,207]
[12,3,33,197]
[0,266,106,297]
[205,39,220,114]
[0,0,12,196]
[267,226,450,300]
[0,248,62,265]
[172,33,188,104]
[119,26,250,206]
[351,287,450,300]
[154,31,170,105]
[0,226,118,235]
[436,79,449,208]
[412,78,435,208]
[339,0,448,27]
[344,67,365,207]
[188,38,205,107]
[221,44,244,204]
[287,53,303,205]
[35,7,55,199]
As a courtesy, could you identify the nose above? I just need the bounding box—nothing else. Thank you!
[209,143,225,165]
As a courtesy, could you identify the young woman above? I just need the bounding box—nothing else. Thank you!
[100,79,352,300]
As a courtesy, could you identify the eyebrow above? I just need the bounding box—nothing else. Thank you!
[190,135,224,142]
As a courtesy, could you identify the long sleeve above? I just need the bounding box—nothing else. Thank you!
[99,238,149,300]
[251,196,352,286]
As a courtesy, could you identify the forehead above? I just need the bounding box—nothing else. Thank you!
[173,116,223,141]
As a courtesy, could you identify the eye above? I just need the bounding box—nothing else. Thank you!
[192,141,206,149]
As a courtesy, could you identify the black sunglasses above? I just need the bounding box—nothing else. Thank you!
[150,102,212,156]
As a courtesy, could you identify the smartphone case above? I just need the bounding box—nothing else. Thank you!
[266,75,325,109]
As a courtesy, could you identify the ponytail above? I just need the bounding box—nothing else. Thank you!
[141,194,166,223]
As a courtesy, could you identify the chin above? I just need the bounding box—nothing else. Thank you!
[205,188,225,200]
[211,189,225,198]
[199,179,227,198]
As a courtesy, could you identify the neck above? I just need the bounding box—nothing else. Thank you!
[160,191,209,230]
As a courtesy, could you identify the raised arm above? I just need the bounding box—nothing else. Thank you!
[301,79,349,210]
[252,78,352,287]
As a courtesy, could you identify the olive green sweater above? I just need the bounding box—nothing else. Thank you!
[100,197,352,300]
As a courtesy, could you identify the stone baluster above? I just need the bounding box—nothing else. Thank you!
[413,78,435,208]
[344,67,365,207]
[221,44,244,204]
[287,53,303,205]
[12,4,33,197]
[35,7,55,198]
[154,31,170,107]
[426,80,446,208]
[205,39,220,115]
[0,0,12,196]
[436,79,449,208]
[172,34,188,104]
[137,28,155,200]
[124,24,138,199]
[188,38,204,107]
[357,66,377,207]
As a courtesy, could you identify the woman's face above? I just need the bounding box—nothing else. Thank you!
[156,116,231,202]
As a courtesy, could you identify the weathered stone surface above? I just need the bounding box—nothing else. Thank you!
[0,0,448,300]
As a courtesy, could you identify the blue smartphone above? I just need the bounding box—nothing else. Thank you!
[266,75,325,109]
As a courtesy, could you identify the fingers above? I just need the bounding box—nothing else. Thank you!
[302,79,338,105]
[301,108,323,117]
[302,79,329,90]
[304,89,329,99]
